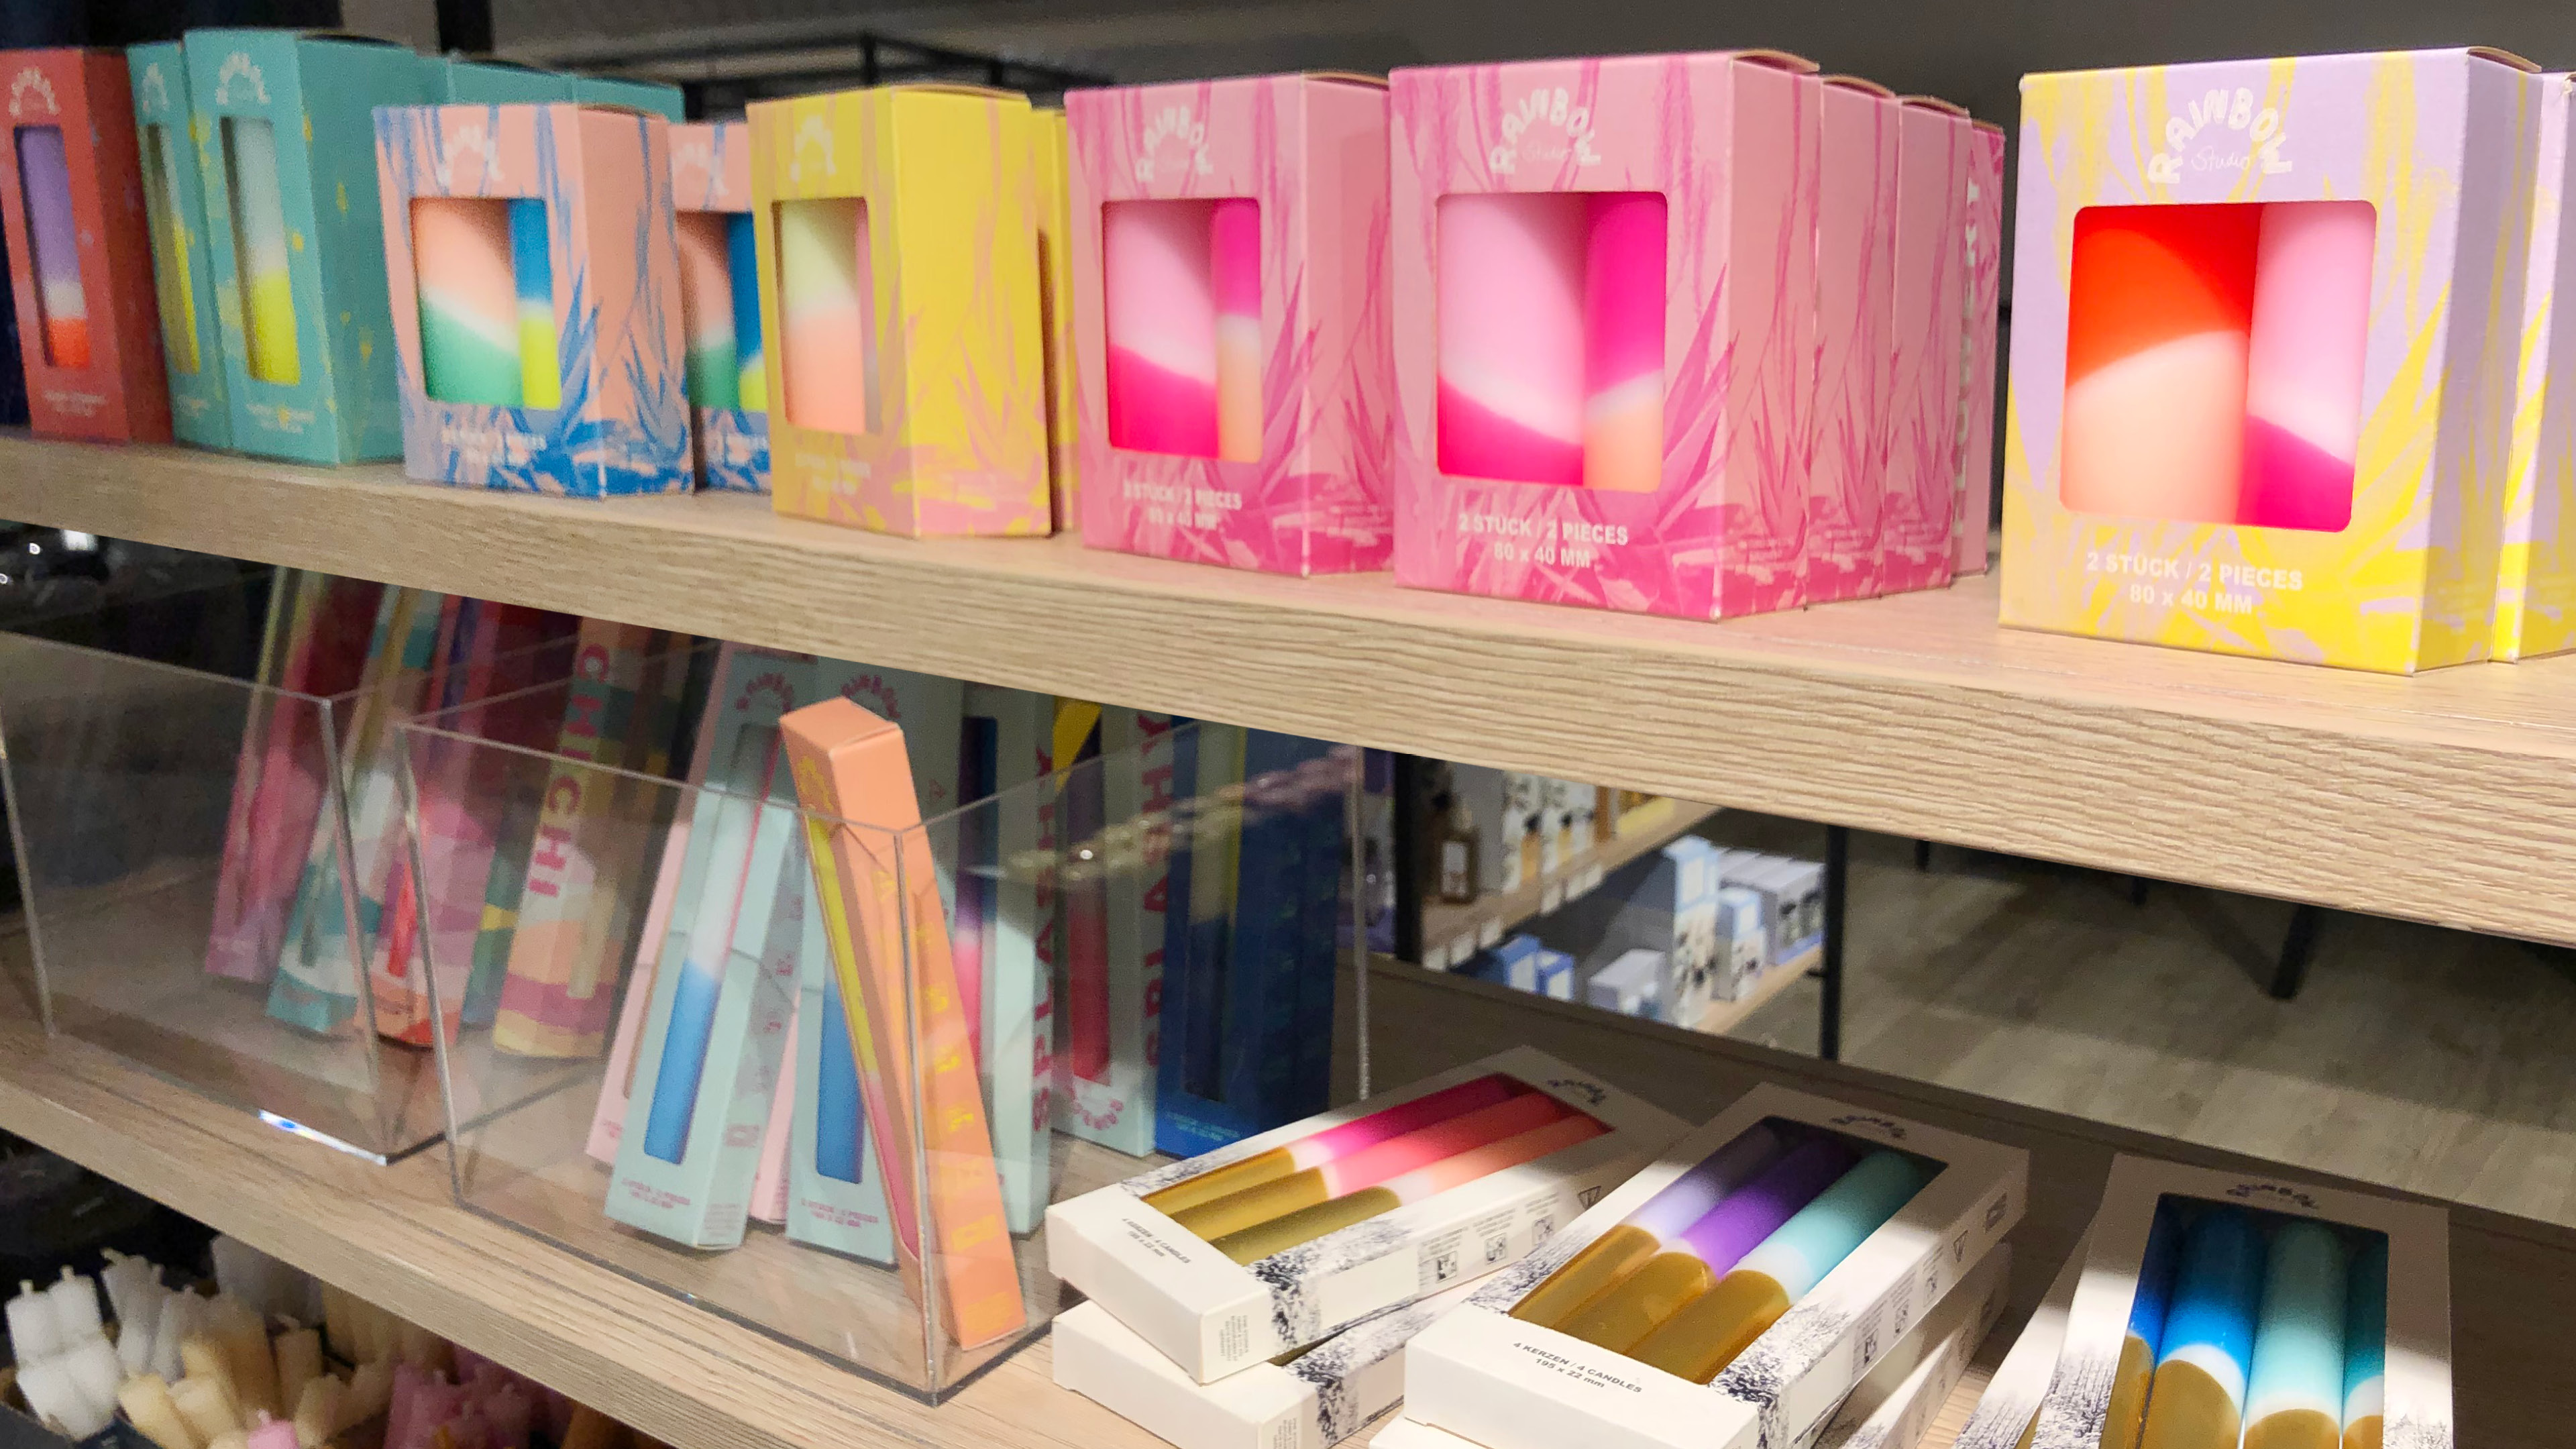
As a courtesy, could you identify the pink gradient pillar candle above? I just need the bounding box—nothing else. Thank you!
[1582,192,1667,492]
[1211,197,1263,460]
[775,197,869,434]
[1104,199,1220,455]
[2239,200,2373,532]
[1437,192,1585,486]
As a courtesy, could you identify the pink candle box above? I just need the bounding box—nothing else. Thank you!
[1807,76,1897,603]
[1389,51,1819,621]
[1879,96,1969,596]
[670,120,769,492]
[375,102,694,496]
[0,48,172,443]
[1068,73,1393,576]
[2498,72,2576,662]
[1955,119,2006,576]
[2002,49,2541,673]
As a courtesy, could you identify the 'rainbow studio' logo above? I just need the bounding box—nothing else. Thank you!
[7,68,58,120]
[2146,86,2290,184]
[139,64,171,114]
[672,134,716,197]
[432,117,502,190]
[1134,103,1212,183]
[1488,85,1601,174]
[214,52,269,106]
[787,115,834,183]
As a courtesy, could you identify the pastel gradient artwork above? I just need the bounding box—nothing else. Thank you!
[2243,1221,2349,1449]
[676,212,739,408]
[510,197,557,409]
[15,127,89,368]
[730,214,765,409]
[2137,1207,2265,1449]
[2342,1236,2385,1449]
[1142,1073,1523,1217]
[1581,191,1666,493]
[411,198,521,406]
[2104,1202,2184,1449]
[1436,191,1585,486]
[1509,1120,1788,1330]
[775,197,869,434]
[1626,1148,1925,1384]
[223,118,300,386]
[1207,1108,1607,1265]
[1172,1087,1565,1242]
[2240,201,2374,532]
[1104,198,1220,456]
[1555,1134,1855,1354]
[2059,204,2259,525]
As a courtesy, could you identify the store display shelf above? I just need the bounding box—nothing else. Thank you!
[10,435,2576,945]
[1693,944,1815,1037]
[1360,959,2576,1449]
[1413,802,1722,971]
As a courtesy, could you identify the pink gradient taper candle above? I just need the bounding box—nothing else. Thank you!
[1211,196,1263,460]
[1141,1073,1524,1216]
[1582,192,1666,492]
[1169,1087,1569,1240]
[2239,200,2374,533]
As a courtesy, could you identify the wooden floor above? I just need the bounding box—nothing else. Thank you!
[1709,819,2576,1228]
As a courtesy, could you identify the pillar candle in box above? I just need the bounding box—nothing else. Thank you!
[672,119,767,491]
[1390,52,1820,621]
[375,101,693,495]
[749,84,1051,537]
[1069,73,1392,574]
[2003,49,2541,673]
[1879,96,1968,596]
[1808,76,1896,602]
[127,42,227,446]
[184,30,425,464]
[1955,118,2005,575]
[2497,72,2576,662]
[1,48,172,441]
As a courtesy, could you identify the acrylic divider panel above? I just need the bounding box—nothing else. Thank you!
[0,598,582,1162]
[411,656,1366,1401]
[774,197,871,435]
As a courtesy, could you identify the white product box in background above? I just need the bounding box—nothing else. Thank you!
[1585,947,1665,1019]
[1405,1085,2028,1449]
[1713,886,1767,1002]
[1499,774,1545,890]
[1951,1231,2088,1449]
[1046,1046,1688,1383]
[1448,765,1512,898]
[1815,1242,2010,1449]
[1052,1275,1487,1449]
[2029,1156,2449,1449]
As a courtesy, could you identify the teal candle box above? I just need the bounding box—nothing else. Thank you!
[184,30,425,464]
[574,74,684,121]
[126,42,230,448]
[437,56,574,105]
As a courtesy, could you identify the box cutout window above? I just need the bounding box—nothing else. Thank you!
[676,211,765,413]
[1435,191,1666,491]
[220,118,299,385]
[1505,1116,1936,1383]
[410,196,555,408]
[2062,201,2373,532]
[2117,1194,2392,1449]
[138,125,199,375]
[1102,197,1261,462]
[773,197,872,434]
[14,127,91,368]
[1137,1072,1608,1265]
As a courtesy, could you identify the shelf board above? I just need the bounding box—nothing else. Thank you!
[1693,943,1815,1037]
[9,436,2576,944]
[1415,802,1721,969]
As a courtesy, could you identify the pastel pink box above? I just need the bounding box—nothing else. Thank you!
[1880,96,1971,596]
[1808,76,1898,603]
[1067,73,1393,576]
[1955,119,2006,576]
[1389,51,1820,620]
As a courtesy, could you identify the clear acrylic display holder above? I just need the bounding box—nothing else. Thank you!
[402,655,1364,1400]
[0,612,582,1162]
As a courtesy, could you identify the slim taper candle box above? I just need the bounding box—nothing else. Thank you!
[2002,49,2541,672]
[376,102,694,494]
[128,43,228,446]
[1389,51,1819,621]
[748,83,1052,537]
[1403,1084,2025,1449]
[1032,106,1080,526]
[1808,76,1896,604]
[2497,72,2576,662]
[2027,1155,2447,1449]
[1949,1230,2086,1449]
[1880,96,1969,596]
[671,120,767,490]
[1046,1046,1686,1383]
[185,30,425,464]
[1068,72,1393,575]
[1,48,172,442]
[1955,118,2006,577]
[1813,1240,2008,1449]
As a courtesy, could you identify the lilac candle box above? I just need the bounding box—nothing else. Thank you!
[1809,76,1898,603]
[375,102,694,495]
[1068,72,1394,576]
[1880,96,1970,596]
[1389,51,1821,621]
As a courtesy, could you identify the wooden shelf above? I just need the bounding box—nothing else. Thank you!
[1414,802,1721,969]
[1693,944,1815,1037]
[9,434,2576,946]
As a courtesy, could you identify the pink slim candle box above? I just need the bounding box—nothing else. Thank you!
[1067,73,1393,576]
[1880,95,1970,596]
[1956,119,2006,576]
[1808,76,1897,603]
[1389,51,1820,621]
